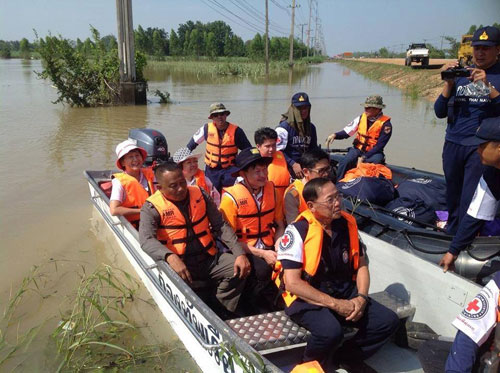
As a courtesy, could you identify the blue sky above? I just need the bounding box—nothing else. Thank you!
[1,0,498,55]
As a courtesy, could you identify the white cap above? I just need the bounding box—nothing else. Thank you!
[115,139,147,170]
[172,147,201,164]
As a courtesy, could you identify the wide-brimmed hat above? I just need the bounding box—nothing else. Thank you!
[462,117,500,146]
[209,102,230,118]
[172,147,201,164]
[471,26,500,47]
[115,139,147,170]
[231,147,273,177]
[362,95,386,109]
[291,92,311,107]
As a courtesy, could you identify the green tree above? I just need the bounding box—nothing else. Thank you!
[188,28,204,56]
[206,32,217,58]
[19,38,31,59]
[152,29,165,58]
[445,36,460,58]
[248,33,264,59]
[378,47,389,58]
[0,41,11,58]
[169,29,181,56]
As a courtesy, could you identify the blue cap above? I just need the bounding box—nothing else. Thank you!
[291,92,311,107]
[462,117,500,146]
[471,26,500,47]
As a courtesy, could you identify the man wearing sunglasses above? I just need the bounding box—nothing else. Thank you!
[187,102,252,192]
[274,178,399,372]
[283,148,332,224]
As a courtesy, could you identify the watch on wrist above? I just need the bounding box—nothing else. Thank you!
[356,293,369,302]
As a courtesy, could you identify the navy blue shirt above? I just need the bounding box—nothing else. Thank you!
[449,166,500,255]
[280,217,362,315]
[434,61,500,145]
[276,120,319,166]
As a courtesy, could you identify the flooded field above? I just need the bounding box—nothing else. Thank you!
[0,58,446,370]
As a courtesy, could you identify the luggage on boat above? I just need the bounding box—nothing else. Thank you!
[385,197,436,225]
[340,163,392,182]
[395,177,447,211]
[337,176,396,206]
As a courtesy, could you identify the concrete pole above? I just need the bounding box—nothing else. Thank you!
[289,0,295,66]
[306,0,312,57]
[116,0,136,82]
[265,0,269,76]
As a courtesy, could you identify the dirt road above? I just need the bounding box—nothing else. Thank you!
[357,58,453,67]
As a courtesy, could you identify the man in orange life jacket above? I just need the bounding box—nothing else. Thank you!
[110,139,156,229]
[186,102,251,192]
[138,162,251,315]
[283,148,331,224]
[275,178,399,371]
[172,147,221,206]
[325,95,393,180]
[220,148,285,311]
[254,127,292,206]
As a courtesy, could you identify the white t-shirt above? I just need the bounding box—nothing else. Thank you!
[467,175,499,221]
[110,171,151,203]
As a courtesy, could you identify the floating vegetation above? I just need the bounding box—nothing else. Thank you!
[154,89,172,104]
[53,264,175,372]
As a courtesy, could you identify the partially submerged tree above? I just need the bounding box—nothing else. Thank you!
[35,26,146,107]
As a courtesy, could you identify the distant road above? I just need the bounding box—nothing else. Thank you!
[353,58,454,68]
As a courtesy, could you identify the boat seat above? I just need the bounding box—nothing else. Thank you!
[226,290,415,353]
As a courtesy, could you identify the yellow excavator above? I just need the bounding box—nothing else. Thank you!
[458,34,473,66]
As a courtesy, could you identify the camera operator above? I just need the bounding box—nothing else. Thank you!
[434,26,500,235]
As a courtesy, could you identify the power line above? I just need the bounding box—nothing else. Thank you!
[199,0,263,34]
[231,0,289,34]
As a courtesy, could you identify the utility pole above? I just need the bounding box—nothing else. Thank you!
[116,0,145,104]
[306,0,312,57]
[265,0,269,75]
[297,23,307,43]
[440,35,445,50]
[313,4,318,56]
[289,0,296,67]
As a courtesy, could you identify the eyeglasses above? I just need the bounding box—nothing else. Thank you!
[313,194,343,207]
[310,165,332,175]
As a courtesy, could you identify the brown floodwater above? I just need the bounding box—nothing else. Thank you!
[0,58,445,370]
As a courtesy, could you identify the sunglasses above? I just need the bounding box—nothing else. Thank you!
[212,112,227,118]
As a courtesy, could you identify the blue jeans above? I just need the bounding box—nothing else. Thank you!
[336,147,385,180]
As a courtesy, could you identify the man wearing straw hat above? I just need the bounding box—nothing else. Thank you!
[325,95,393,180]
[187,102,251,192]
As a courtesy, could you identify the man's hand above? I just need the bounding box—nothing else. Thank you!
[441,61,459,84]
[292,162,303,179]
[234,254,251,279]
[325,133,336,148]
[331,299,355,317]
[260,249,278,266]
[469,68,487,84]
[439,252,458,273]
[345,296,367,322]
[166,254,192,283]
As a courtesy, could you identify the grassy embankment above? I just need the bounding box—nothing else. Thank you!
[146,55,326,77]
[336,59,444,101]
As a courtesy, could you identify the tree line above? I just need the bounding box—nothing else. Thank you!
[1,20,318,60]
[350,23,500,59]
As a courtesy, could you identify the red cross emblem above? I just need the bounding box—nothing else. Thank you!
[281,235,290,246]
[467,299,480,312]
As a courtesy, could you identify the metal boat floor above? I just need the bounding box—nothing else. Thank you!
[226,290,415,352]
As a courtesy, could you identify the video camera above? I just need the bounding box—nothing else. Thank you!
[441,66,471,80]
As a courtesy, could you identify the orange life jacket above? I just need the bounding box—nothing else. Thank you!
[223,181,276,247]
[340,163,393,183]
[291,360,325,373]
[275,209,360,308]
[193,169,210,194]
[112,167,156,227]
[204,122,238,169]
[284,179,308,216]
[146,186,216,256]
[354,113,391,153]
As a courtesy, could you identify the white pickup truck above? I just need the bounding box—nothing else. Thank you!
[405,43,429,66]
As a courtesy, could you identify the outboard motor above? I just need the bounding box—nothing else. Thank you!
[128,128,169,166]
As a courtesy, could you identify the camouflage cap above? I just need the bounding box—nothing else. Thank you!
[209,102,230,118]
[362,95,386,109]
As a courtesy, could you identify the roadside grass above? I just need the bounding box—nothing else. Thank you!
[336,60,443,101]
[145,56,325,78]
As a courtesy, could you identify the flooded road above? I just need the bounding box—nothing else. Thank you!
[0,58,445,370]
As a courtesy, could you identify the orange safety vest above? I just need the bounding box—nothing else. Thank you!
[146,186,216,256]
[354,113,391,153]
[112,167,156,226]
[275,209,360,308]
[223,181,276,247]
[284,179,308,216]
[340,163,393,183]
[268,151,291,189]
[204,122,238,169]
[291,360,325,373]
[193,169,210,194]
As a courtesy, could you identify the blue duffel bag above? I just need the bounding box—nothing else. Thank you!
[396,177,447,211]
[384,197,436,225]
[337,176,396,206]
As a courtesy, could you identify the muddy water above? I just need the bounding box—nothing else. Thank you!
[0,58,445,370]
